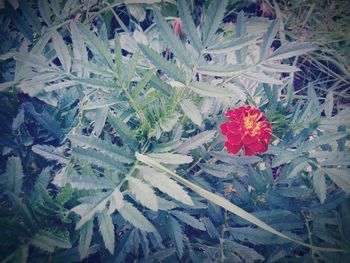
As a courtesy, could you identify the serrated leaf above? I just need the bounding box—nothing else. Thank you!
[265,42,315,62]
[260,63,300,73]
[286,157,309,179]
[128,177,158,211]
[160,113,181,132]
[324,168,350,194]
[92,107,109,137]
[178,0,201,52]
[73,193,110,229]
[176,130,216,154]
[79,220,93,260]
[313,170,327,204]
[31,231,71,253]
[170,211,205,230]
[114,34,123,77]
[259,19,280,61]
[135,153,341,252]
[324,91,334,118]
[243,72,283,85]
[82,97,126,111]
[138,165,193,206]
[197,63,247,77]
[32,145,68,164]
[166,215,183,258]
[180,98,203,126]
[44,80,78,92]
[74,22,114,70]
[198,163,228,178]
[3,157,24,196]
[153,9,194,67]
[68,174,112,190]
[76,78,119,90]
[108,112,138,151]
[98,210,115,254]
[201,0,228,47]
[51,30,71,73]
[300,132,347,152]
[149,74,173,95]
[72,147,126,173]
[118,201,156,232]
[224,240,265,263]
[5,1,33,41]
[146,153,193,164]
[68,134,134,163]
[205,34,259,54]
[132,69,155,99]
[71,22,88,78]
[272,150,301,168]
[38,0,51,25]
[108,188,124,214]
[189,81,232,98]
[139,44,185,83]
[18,0,41,33]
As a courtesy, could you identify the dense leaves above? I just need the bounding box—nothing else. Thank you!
[0,0,349,262]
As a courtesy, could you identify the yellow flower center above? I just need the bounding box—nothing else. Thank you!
[244,114,261,135]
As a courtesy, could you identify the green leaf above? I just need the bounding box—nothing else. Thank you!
[76,78,119,90]
[300,132,347,152]
[118,201,156,232]
[160,113,181,132]
[324,91,334,118]
[176,130,216,154]
[170,211,205,231]
[31,231,71,253]
[108,112,139,151]
[79,220,93,260]
[178,0,202,52]
[114,34,123,77]
[243,72,283,85]
[135,153,342,252]
[128,177,158,211]
[201,0,228,47]
[67,134,134,163]
[197,63,247,77]
[71,22,88,78]
[259,19,280,61]
[108,188,124,214]
[82,97,127,111]
[72,193,110,229]
[153,9,194,67]
[72,147,127,173]
[189,81,232,98]
[18,0,41,33]
[205,34,259,54]
[98,210,115,254]
[139,44,185,83]
[38,0,51,25]
[51,30,71,73]
[74,22,114,70]
[132,69,155,99]
[91,107,109,137]
[44,80,78,92]
[32,145,68,163]
[180,98,203,126]
[149,74,173,95]
[138,165,193,206]
[264,42,315,62]
[146,153,193,165]
[3,157,24,196]
[166,215,183,258]
[5,1,33,41]
[286,157,310,179]
[260,63,300,73]
[313,170,327,204]
[324,168,350,194]
[272,150,301,168]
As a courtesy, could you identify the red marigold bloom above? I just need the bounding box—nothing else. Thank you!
[220,105,272,156]
[173,19,186,40]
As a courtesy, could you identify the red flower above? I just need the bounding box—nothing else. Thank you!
[220,105,272,156]
[173,19,186,40]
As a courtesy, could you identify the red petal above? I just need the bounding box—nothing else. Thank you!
[258,143,268,153]
[227,121,241,133]
[249,141,264,152]
[220,122,229,135]
[244,145,255,156]
[243,134,258,145]
[225,141,242,154]
[227,132,242,145]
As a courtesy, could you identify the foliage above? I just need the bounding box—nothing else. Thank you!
[0,0,349,262]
